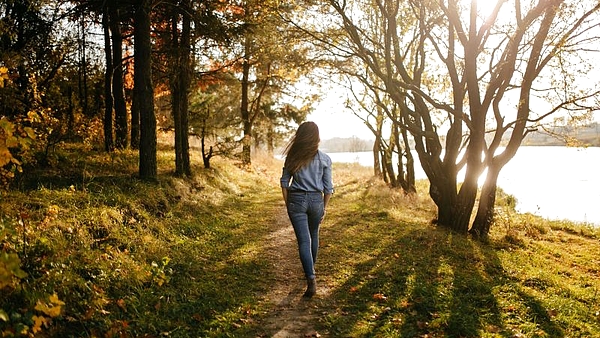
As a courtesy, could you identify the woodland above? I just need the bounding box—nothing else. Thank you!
[2,0,600,336]
[2,0,600,233]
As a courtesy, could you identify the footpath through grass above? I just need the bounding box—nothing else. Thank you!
[1,145,599,337]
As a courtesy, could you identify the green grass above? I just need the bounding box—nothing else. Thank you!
[1,145,599,337]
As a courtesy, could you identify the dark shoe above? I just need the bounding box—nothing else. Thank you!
[303,277,316,298]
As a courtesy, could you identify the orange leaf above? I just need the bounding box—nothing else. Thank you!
[117,299,127,311]
[373,293,387,302]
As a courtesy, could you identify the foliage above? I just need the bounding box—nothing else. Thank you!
[1,214,65,336]
[0,113,37,188]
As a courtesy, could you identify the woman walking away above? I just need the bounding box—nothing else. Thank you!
[280,121,334,298]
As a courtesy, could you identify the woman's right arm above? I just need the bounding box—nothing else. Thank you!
[282,187,288,204]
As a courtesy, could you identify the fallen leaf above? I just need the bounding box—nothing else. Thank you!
[373,293,387,302]
[116,299,126,311]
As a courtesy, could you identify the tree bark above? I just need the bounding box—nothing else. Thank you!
[134,0,157,181]
[470,165,501,238]
[110,6,128,149]
[180,0,191,175]
[102,6,114,152]
[130,87,140,149]
[240,49,252,165]
[171,10,183,175]
[79,15,89,115]
[373,136,382,178]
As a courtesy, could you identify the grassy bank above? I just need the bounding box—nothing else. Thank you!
[1,145,599,337]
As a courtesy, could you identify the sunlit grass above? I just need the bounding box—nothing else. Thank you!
[1,144,599,337]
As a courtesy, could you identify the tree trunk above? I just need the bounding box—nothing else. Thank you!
[130,88,140,149]
[180,0,191,175]
[102,7,114,152]
[401,127,416,194]
[391,121,407,191]
[470,165,502,238]
[110,7,128,149]
[171,3,191,176]
[201,119,212,169]
[171,11,183,175]
[134,0,157,181]
[240,34,252,166]
[373,136,382,178]
[79,15,89,115]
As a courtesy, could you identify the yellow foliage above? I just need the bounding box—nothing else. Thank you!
[34,293,65,318]
[0,145,10,167]
[0,114,38,188]
[0,251,27,289]
[32,315,50,334]
[49,293,65,306]
[0,66,7,88]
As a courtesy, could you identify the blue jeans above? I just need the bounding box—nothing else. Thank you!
[286,191,324,279]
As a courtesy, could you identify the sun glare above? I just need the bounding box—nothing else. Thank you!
[470,0,513,24]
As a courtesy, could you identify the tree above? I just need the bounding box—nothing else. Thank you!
[189,86,241,169]
[109,5,129,149]
[322,0,600,236]
[230,0,317,165]
[101,3,115,152]
[134,0,157,180]
[253,101,309,154]
[169,0,192,176]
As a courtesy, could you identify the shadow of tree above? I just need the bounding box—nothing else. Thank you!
[309,180,565,337]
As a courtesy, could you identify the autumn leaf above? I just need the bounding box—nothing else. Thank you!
[117,299,127,311]
[373,293,387,302]
[49,293,64,306]
[0,309,8,322]
[35,293,65,318]
[0,146,11,167]
[32,315,49,334]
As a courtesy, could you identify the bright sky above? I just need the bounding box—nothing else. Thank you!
[295,75,372,140]
[308,95,371,140]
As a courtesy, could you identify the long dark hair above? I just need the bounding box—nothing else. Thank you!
[283,121,320,174]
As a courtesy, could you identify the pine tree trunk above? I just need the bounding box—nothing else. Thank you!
[110,7,128,149]
[102,7,114,152]
[171,11,183,176]
[180,0,191,175]
[240,55,252,165]
[134,0,157,181]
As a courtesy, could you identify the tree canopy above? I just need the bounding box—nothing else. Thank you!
[295,0,600,235]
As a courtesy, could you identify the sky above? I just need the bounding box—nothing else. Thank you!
[307,83,600,142]
[308,97,371,140]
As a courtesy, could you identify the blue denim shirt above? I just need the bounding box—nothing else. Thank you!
[280,150,334,194]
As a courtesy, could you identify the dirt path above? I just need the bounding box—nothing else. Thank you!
[256,203,329,338]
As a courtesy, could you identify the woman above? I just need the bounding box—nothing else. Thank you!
[280,121,334,298]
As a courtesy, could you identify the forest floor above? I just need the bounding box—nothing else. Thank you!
[2,146,600,337]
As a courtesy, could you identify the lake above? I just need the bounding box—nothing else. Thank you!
[326,146,600,226]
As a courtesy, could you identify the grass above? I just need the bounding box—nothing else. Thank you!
[1,144,599,337]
